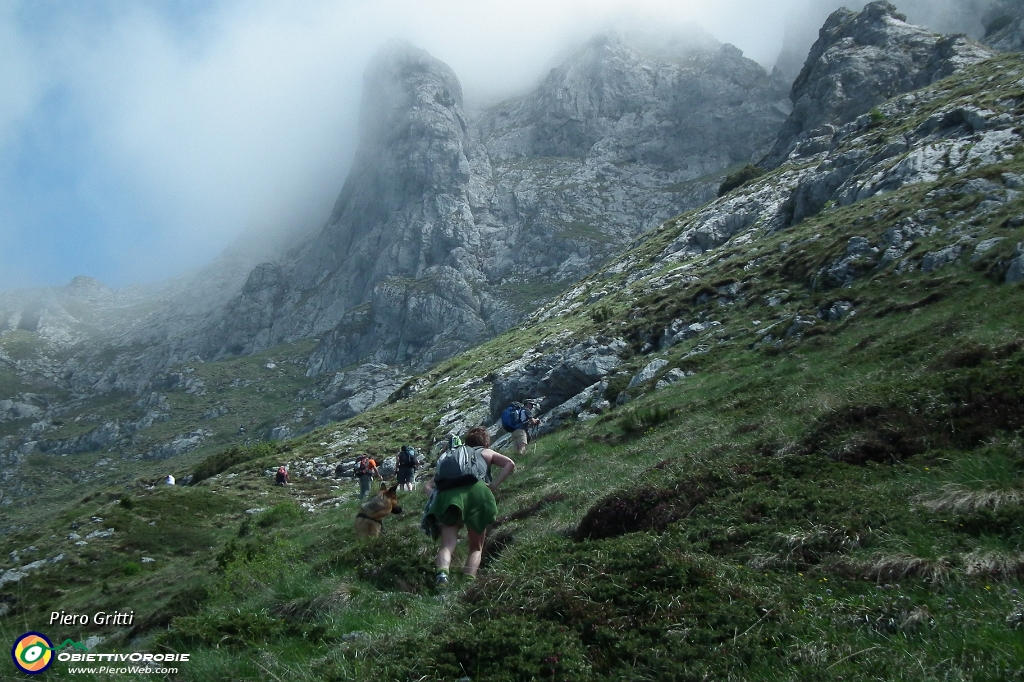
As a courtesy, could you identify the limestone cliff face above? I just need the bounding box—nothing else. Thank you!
[471,36,790,283]
[208,35,790,376]
[764,1,993,169]
[204,45,500,370]
[982,0,1024,52]
[480,36,786,165]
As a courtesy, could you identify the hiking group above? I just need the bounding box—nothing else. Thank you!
[343,399,540,585]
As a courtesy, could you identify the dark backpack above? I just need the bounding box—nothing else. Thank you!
[435,445,491,491]
[355,455,370,476]
[398,446,418,468]
[501,402,527,431]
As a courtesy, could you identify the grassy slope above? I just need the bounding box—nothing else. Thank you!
[0,339,321,521]
[4,55,1024,680]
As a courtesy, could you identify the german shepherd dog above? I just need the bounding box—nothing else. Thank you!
[354,483,403,538]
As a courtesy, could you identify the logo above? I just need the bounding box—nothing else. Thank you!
[11,632,54,674]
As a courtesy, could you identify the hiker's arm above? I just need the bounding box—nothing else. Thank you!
[483,450,515,490]
[424,478,436,494]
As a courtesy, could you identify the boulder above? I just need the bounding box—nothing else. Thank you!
[819,300,856,322]
[972,237,1005,260]
[655,368,688,390]
[0,401,43,423]
[660,320,709,349]
[921,244,965,272]
[786,316,817,338]
[269,426,292,441]
[489,337,625,420]
[628,359,669,388]
[1006,244,1024,284]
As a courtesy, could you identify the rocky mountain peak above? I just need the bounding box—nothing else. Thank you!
[0,25,800,425]
[480,32,787,167]
[64,276,112,299]
[208,42,490,372]
[342,42,470,211]
[763,0,994,168]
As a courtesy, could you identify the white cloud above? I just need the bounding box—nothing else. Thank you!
[0,0,993,290]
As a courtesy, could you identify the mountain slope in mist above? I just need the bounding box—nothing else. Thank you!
[0,1,1017,506]
[199,33,791,378]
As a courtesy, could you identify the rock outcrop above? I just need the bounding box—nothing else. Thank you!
[313,363,410,426]
[764,1,993,169]
[488,336,625,420]
[982,0,1024,51]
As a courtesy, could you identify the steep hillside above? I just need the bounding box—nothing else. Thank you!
[3,49,1024,680]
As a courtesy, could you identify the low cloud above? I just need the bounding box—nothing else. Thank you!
[0,0,995,291]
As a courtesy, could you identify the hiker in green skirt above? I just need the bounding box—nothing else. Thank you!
[423,426,515,586]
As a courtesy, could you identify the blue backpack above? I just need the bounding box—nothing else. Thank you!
[501,402,528,431]
[398,446,419,467]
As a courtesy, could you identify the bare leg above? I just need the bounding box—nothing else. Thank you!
[463,527,486,577]
[436,523,460,571]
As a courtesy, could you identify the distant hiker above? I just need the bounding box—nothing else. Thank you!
[502,399,541,455]
[165,474,175,486]
[354,454,380,499]
[275,466,289,486]
[396,445,421,492]
[423,426,515,586]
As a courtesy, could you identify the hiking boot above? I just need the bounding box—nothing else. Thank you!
[436,572,449,587]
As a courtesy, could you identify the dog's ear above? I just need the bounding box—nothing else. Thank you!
[386,483,399,497]
[379,481,387,491]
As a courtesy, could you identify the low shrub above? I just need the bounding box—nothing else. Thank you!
[191,442,281,485]
[718,164,765,197]
[322,528,435,593]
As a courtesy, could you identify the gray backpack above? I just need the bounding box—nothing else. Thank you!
[435,445,491,491]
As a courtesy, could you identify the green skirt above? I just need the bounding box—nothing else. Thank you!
[426,480,497,535]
